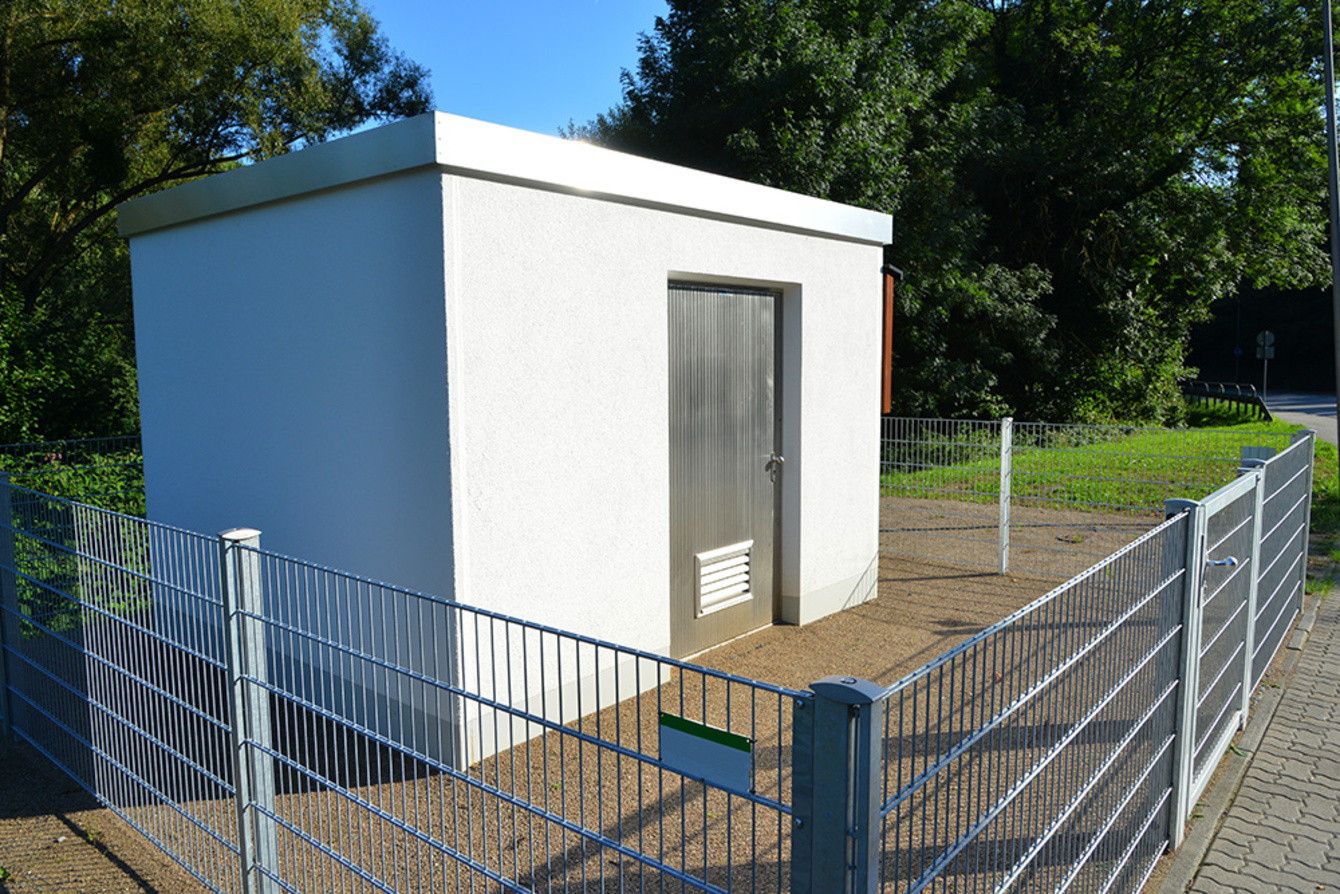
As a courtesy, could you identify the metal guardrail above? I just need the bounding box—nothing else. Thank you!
[1181,380,1272,421]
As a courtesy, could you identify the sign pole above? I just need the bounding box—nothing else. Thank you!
[1326,0,1340,436]
[1256,331,1276,404]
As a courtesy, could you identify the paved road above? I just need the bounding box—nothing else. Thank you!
[1186,595,1340,892]
[1266,391,1337,447]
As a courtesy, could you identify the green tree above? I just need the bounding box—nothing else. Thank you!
[0,0,432,440]
[578,0,978,210]
[585,0,1329,423]
[939,0,1328,422]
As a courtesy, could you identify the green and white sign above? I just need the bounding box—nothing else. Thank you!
[659,713,753,792]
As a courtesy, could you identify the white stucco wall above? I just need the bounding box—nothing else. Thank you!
[124,111,888,663]
[129,169,456,599]
[442,174,882,651]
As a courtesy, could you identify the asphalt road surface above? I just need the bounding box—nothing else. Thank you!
[1265,391,1337,447]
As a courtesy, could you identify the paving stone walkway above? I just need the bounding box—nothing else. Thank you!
[1188,594,1340,893]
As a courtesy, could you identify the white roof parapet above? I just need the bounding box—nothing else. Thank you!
[118,112,893,245]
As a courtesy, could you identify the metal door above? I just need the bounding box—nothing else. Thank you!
[668,282,779,657]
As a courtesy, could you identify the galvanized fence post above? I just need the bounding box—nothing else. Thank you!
[1165,498,1207,849]
[791,675,885,894]
[1292,430,1316,602]
[999,417,1013,574]
[1237,460,1266,722]
[220,528,279,894]
[0,471,14,739]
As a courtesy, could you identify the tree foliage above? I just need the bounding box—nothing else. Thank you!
[580,0,978,209]
[0,0,432,440]
[582,0,1329,423]
[0,284,137,442]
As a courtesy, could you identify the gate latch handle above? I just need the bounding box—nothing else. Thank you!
[765,453,785,482]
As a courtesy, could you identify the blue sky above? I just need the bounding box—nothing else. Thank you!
[364,0,670,137]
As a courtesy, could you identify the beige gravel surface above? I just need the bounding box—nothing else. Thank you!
[0,738,209,893]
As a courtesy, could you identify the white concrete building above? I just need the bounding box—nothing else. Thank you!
[121,112,889,760]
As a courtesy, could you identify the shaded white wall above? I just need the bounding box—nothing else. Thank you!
[131,170,456,599]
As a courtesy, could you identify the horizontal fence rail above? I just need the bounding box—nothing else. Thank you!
[881,417,1295,578]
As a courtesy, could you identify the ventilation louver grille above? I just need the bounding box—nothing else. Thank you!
[695,540,753,617]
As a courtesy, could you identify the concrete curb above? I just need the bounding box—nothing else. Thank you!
[1150,583,1325,894]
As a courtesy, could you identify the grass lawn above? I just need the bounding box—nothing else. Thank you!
[882,417,1308,515]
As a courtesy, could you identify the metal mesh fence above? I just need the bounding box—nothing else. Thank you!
[879,418,1004,569]
[0,484,239,892]
[0,471,803,893]
[881,417,1296,578]
[1188,475,1256,799]
[0,424,1317,894]
[1250,435,1312,690]
[0,436,144,517]
[230,545,802,893]
[877,516,1188,894]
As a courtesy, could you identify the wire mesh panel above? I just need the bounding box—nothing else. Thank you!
[235,546,802,894]
[0,483,239,893]
[877,514,1189,894]
[1250,435,1312,690]
[881,418,1294,580]
[1007,423,1291,578]
[1189,475,1257,798]
[0,421,1316,894]
[0,436,144,516]
[880,418,1004,570]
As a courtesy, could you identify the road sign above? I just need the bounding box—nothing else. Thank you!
[1255,331,1274,401]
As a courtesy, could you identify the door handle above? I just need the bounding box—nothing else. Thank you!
[765,453,785,482]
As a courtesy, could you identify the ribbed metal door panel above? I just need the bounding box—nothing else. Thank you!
[668,283,777,657]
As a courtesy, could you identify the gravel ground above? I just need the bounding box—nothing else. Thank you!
[0,739,209,893]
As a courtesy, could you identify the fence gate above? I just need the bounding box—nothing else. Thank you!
[668,282,780,658]
[1169,471,1260,833]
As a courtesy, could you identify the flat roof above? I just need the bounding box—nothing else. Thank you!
[118,112,892,245]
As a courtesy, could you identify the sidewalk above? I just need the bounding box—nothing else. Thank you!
[1162,591,1340,893]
